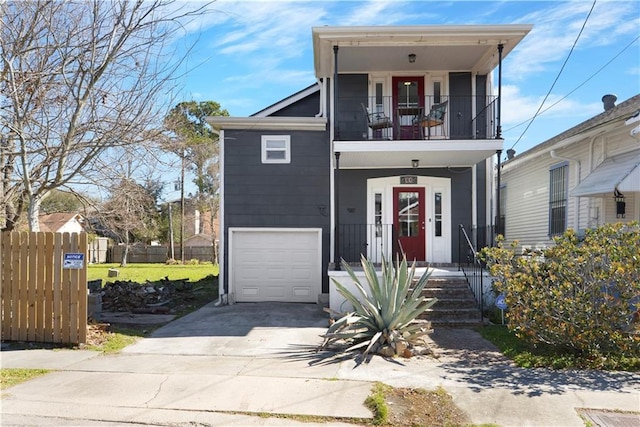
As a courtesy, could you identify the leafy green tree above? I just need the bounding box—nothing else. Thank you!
[163,101,228,262]
[480,222,640,357]
[40,189,87,214]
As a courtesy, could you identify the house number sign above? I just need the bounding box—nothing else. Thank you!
[400,176,418,185]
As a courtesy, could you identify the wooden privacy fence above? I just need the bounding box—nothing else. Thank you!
[1,231,87,344]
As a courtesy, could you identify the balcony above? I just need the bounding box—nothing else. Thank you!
[335,95,497,142]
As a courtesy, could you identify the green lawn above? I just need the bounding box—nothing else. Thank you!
[1,369,51,390]
[88,263,219,283]
[479,325,640,371]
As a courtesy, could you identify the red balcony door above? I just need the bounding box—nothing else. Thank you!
[392,76,424,139]
[393,187,425,261]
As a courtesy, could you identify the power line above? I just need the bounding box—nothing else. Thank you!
[509,0,597,151]
[504,34,639,135]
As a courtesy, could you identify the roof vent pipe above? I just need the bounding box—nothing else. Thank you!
[602,94,617,111]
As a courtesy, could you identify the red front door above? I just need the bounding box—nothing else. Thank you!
[393,187,425,261]
[392,76,424,139]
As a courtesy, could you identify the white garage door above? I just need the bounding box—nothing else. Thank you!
[229,228,322,303]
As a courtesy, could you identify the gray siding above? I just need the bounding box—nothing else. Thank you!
[476,159,487,228]
[223,129,331,292]
[475,74,488,138]
[336,74,368,140]
[269,92,321,117]
[449,72,473,139]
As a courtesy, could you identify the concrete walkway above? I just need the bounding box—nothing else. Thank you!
[1,302,639,426]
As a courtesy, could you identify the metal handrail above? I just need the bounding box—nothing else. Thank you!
[458,224,484,321]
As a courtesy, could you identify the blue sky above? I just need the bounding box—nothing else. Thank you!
[163,0,639,198]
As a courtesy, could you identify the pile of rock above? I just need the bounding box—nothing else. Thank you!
[100,278,191,313]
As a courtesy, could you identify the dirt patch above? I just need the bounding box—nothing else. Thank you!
[383,386,470,427]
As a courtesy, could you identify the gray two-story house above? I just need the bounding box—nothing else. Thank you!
[209,25,532,304]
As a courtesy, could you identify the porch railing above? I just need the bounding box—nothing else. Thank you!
[457,224,485,321]
[337,223,396,264]
[335,95,497,141]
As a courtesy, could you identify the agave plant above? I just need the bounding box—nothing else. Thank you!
[320,254,437,358]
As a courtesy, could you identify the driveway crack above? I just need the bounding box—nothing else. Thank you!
[145,376,169,407]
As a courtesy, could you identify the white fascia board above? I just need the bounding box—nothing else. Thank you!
[625,110,640,125]
[206,116,327,131]
[502,127,605,171]
[312,25,533,44]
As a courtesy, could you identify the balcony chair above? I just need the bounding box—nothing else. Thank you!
[362,103,393,139]
[420,101,448,139]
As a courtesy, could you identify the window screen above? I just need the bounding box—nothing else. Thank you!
[549,164,568,235]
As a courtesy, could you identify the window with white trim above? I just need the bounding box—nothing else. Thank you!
[549,163,568,236]
[261,135,290,164]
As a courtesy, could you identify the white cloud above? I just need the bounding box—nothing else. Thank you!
[501,84,602,132]
[507,1,639,78]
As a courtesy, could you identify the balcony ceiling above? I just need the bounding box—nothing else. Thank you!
[333,140,504,168]
[313,25,533,77]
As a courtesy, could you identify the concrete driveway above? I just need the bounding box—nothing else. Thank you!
[2,301,639,427]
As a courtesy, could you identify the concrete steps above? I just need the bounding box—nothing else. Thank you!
[418,277,483,327]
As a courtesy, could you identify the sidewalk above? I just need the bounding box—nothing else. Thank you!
[1,302,639,426]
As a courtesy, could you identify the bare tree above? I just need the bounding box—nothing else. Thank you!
[0,0,209,231]
[100,177,161,266]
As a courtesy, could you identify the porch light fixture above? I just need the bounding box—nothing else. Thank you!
[408,53,416,63]
[412,159,419,168]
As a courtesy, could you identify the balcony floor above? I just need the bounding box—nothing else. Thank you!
[333,139,503,168]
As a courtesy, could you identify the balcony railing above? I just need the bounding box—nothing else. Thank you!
[335,95,497,141]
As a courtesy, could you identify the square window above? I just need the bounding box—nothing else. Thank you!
[262,135,290,164]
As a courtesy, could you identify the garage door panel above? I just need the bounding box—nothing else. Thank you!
[293,287,310,297]
[231,229,321,303]
[265,266,287,280]
[266,286,285,298]
[237,267,262,280]
[241,287,259,297]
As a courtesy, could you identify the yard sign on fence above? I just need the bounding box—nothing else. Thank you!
[1,231,88,345]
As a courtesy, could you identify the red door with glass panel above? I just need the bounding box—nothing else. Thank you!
[393,187,425,261]
[392,76,424,139]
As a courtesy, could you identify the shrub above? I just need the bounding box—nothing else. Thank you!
[319,255,437,358]
[480,222,640,357]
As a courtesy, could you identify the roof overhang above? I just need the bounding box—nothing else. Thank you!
[312,25,533,77]
[334,139,503,168]
[206,116,327,132]
[570,149,640,197]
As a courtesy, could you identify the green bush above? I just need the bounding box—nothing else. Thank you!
[480,222,640,357]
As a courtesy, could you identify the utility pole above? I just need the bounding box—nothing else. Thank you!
[180,150,185,263]
[168,202,175,260]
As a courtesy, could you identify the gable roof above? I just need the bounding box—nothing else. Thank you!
[39,212,85,233]
[252,84,320,118]
[505,94,640,165]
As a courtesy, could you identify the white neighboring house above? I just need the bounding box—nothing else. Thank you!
[501,94,640,253]
[38,212,87,234]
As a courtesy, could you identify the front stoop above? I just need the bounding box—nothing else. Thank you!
[419,277,484,327]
